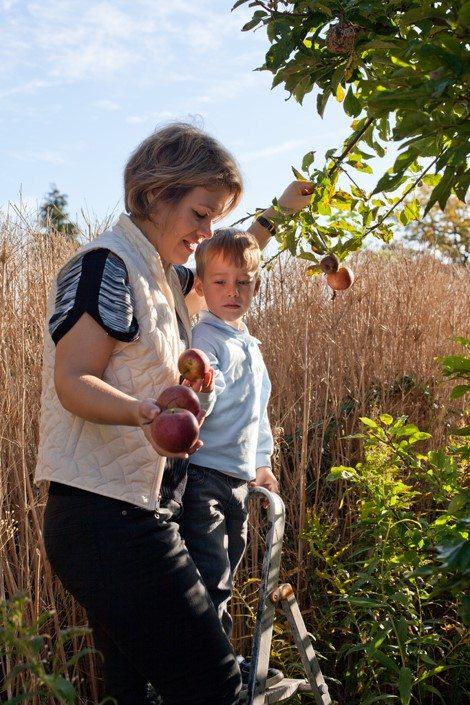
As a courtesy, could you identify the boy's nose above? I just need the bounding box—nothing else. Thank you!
[227,285,239,297]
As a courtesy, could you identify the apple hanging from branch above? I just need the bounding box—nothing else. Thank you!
[326,266,355,291]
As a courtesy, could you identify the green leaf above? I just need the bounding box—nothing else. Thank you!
[398,667,413,705]
[368,648,401,675]
[291,166,309,182]
[380,414,394,426]
[451,385,470,399]
[458,2,470,28]
[242,10,267,32]
[301,151,315,172]
[372,171,407,195]
[425,168,455,213]
[344,86,362,117]
[360,417,379,428]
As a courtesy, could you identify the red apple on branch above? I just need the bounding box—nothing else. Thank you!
[326,266,355,291]
[178,348,211,382]
[156,385,201,417]
[150,408,199,454]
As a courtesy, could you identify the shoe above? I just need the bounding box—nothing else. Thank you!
[237,656,284,689]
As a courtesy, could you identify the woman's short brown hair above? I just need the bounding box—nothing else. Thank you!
[195,228,261,279]
[124,122,243,218]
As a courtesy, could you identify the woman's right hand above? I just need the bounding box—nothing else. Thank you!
[140,398,204,458]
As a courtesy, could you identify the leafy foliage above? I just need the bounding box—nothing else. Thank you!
[302,414,469,704]
[0,595,102,704]
[233,1,470,265]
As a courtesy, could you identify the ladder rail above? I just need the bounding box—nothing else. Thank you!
[245,488,332,705]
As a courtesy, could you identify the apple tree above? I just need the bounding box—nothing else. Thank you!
[233,0,470,266]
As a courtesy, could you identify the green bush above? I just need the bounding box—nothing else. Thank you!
[302,413,469,705]
[0,594,104,704]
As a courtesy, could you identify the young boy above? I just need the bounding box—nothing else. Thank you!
[177,228,282,687]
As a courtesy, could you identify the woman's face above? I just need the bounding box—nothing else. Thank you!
[146,186,232,265]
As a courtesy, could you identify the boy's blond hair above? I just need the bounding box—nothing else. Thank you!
[195,228,261,279]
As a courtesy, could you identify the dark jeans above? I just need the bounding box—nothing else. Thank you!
[43,485,241,705]
[177,465,249,639]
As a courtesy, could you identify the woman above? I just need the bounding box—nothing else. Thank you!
[35,122,312,705]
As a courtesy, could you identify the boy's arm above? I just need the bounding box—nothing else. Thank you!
[191,330,226,418]
[252,365,277,506]
[248,179,314,251]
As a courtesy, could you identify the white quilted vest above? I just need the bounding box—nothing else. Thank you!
[35,213,192,509]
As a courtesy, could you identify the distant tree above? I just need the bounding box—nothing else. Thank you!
[233,0,470,266]
[402,186,470,265]
[39,184,78,239]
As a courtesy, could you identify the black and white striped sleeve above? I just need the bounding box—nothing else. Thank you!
[173,264,194,295]
[49,249,139,345]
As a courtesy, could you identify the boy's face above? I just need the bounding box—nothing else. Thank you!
[195,251,260,329]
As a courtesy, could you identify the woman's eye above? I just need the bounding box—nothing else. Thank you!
[193,211,206,220]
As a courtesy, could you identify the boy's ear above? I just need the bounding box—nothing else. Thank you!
[194,276,204,297]
[254,278,261,295]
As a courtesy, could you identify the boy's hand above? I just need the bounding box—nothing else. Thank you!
[249,467,279,508]
[277,180,314,214]
[182,368,215,394]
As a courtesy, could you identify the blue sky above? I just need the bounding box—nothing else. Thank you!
[1,0,378,233]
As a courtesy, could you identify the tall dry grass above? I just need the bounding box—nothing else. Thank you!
[1,211,469,701]
[234,250,469,651]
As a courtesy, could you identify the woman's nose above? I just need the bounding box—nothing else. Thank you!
[197,221,213,240]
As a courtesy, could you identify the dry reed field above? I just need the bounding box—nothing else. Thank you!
[1,212,469,702]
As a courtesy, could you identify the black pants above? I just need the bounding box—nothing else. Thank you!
[43,485,241,705]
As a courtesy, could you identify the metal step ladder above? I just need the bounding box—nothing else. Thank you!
[239,487,332,705]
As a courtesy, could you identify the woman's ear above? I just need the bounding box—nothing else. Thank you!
[146,188,160,208]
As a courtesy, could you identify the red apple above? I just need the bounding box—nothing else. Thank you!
[178,348,211,382]
[156,385,201,417]
[150,408,199,454]
[326,266,355,291]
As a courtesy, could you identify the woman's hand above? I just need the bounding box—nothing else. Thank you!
[140,398,205,458]
[248,179,314,250]
[277,179,314,213]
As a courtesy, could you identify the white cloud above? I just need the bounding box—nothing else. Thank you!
[8,148,66,165]
[0,0,260,94]
[240,140,306,163]
[93,100,120,111]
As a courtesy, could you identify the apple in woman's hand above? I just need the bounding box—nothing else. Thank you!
[150,408,199,454]
[178,348,210,382]
[326,266,355,291]
[156,385,201,417]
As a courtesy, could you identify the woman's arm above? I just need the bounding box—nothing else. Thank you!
[54,313,197,457]
[54,313,143,425]
[248,179,314,250]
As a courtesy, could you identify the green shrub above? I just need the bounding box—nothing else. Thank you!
[303,414,469,705]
